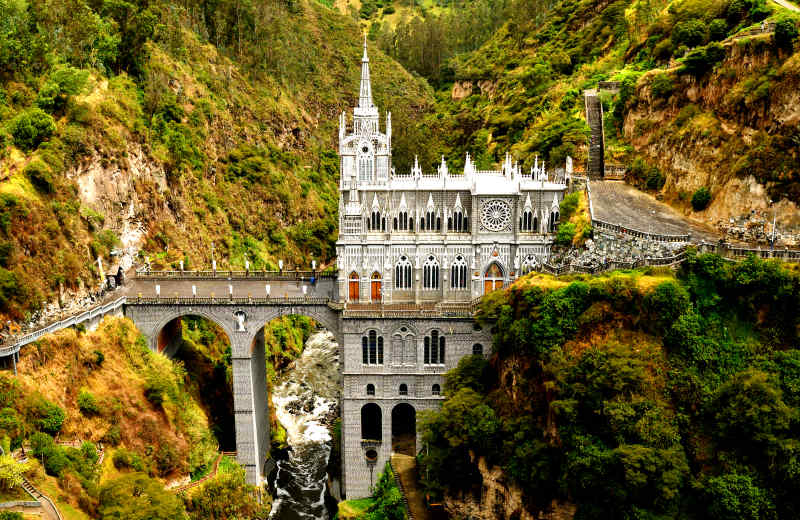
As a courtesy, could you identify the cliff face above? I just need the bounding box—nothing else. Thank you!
[444,455,575,520]
[0,0,433,320]
[625,38,800,239]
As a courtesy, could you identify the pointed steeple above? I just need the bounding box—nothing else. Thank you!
[358,35,373,111]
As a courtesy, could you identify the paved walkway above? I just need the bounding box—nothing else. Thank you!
[391,453,430,520]
[771,0,800,12]
[590,181,721,242]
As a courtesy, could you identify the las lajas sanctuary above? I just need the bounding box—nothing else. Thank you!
[334,39,570,497]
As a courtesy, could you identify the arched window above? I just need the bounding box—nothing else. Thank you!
[450,255,468,289]
[549,211,559,232]
[394,256,412,290]
[358,154,374,182]
[436,216,441,231]
[425,211,435,231]
[393,326,416,366]
[452,210,465,232]
[371,210,381,231]
[424,330,445,365]
[419,216,425,231]
[423,256,439,290]
[520,209,533,232]
[399,384,408,396]
[366,384,375,396]
[362,330,384,365]
[361,403,381,441]
[472,343,483,356]
[399,211,408,230]
[371,271,382,303]
[382,216,386,231]
[349,271,359,301]
[533,215,538,232]
[409,218,414,232]
[432,384,441,396]
[464,216,469,231]
[447,217,453,231]
[393,217,398,230]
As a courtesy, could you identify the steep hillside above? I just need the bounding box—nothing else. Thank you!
[377,0,800,238]
[0,0,433,320]
[419,254,800,518]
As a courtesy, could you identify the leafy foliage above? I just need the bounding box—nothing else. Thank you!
[421,255,800,517]
[691,186,712,210]
[98,473,188,520]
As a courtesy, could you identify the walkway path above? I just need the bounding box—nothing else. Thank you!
[171,453,224,493]
[20,476,62,520]
[771,0,800,12]
[589,180,721,242]
[391,453,430,520]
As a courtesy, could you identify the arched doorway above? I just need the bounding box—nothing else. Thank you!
[371,271,382,303]
[484,263,504,294]
[361,403,382,441]
[349,271,360,301]
[391,403,416,455]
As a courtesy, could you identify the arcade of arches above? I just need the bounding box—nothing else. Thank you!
[360,402,417,456]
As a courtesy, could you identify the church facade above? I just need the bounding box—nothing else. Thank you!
[336,40,569,499]
[336,42,570,305]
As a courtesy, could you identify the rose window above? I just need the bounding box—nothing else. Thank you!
[480,199,511,231]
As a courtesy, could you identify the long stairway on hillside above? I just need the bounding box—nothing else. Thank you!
[584,90,605,178]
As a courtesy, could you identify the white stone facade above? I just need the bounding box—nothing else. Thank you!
[335,41,568,499]
[336,42,569,305]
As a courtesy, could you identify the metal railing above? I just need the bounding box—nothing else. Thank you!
[130,296,332,305]
[0,296,126,356]
[592,218,690,243]
[134,269,336,281]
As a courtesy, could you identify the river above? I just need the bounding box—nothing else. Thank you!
[269,331,341,520]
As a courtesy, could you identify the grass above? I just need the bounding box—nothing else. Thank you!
[336,497,375,518]
[514,268,676,293]
[36,476,91,520]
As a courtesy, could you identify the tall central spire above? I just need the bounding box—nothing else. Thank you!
[358,34,373,110]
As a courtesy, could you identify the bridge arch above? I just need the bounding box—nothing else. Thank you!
[151,309,236,357]
[391,402,416,455]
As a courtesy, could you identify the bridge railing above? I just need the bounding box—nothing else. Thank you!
[592,218,691,243]
[0,296,126,355]
[134,269,337,281]
[131,296,333,305]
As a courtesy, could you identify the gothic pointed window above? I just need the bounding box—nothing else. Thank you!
[394,256,412,290]
[431,384,441,396]
[366,384,375,396]
[399,384,408,396]
[450,255,468,289]
[521,209,534,231]
[423,255,439,290]
[362,330,384,365]
[358,144,374,182]
[424,330,444,365]
[533,215,538,232]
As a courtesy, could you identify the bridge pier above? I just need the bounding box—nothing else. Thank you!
[232,331,270,486]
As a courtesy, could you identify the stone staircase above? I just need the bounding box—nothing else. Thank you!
[584,90,604,178]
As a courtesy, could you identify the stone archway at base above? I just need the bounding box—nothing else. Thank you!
[391,403,416,456]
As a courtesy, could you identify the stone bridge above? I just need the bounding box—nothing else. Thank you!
[126,271,343,484]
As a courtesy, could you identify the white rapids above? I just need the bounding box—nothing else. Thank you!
[269,331,341,520]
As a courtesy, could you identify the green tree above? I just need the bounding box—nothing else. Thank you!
[704,472,777,520]
[672,19,706,47]
[692,187,712,210]
[774,18,798,50]
[6,108,56,151]
[98,473,188,520]
[183,466,269,519]
[0,454,33,492]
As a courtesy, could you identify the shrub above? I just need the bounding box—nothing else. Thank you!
[6,108,56,151]
[23,160,55,194]
[705,473,776,520]
[682,43,725,76]
[559,192,580,220]
[0,408,23,447]
[112,448,146,472]
[144,380,166,407]
[77,390,99,416]
[774,19,798,50]
[0,512,24,520]
[383,5,395,14]
[98,474,187,519]
[691,187,712,211]
[555,222,576,246]
[650,72,674,99]
[102,425,121,446]
[709,19,728,41]
[672,19,706,47]
[0,269,21,311]
[27,397,65,434]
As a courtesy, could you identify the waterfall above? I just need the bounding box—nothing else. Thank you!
[270,331,341,520]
